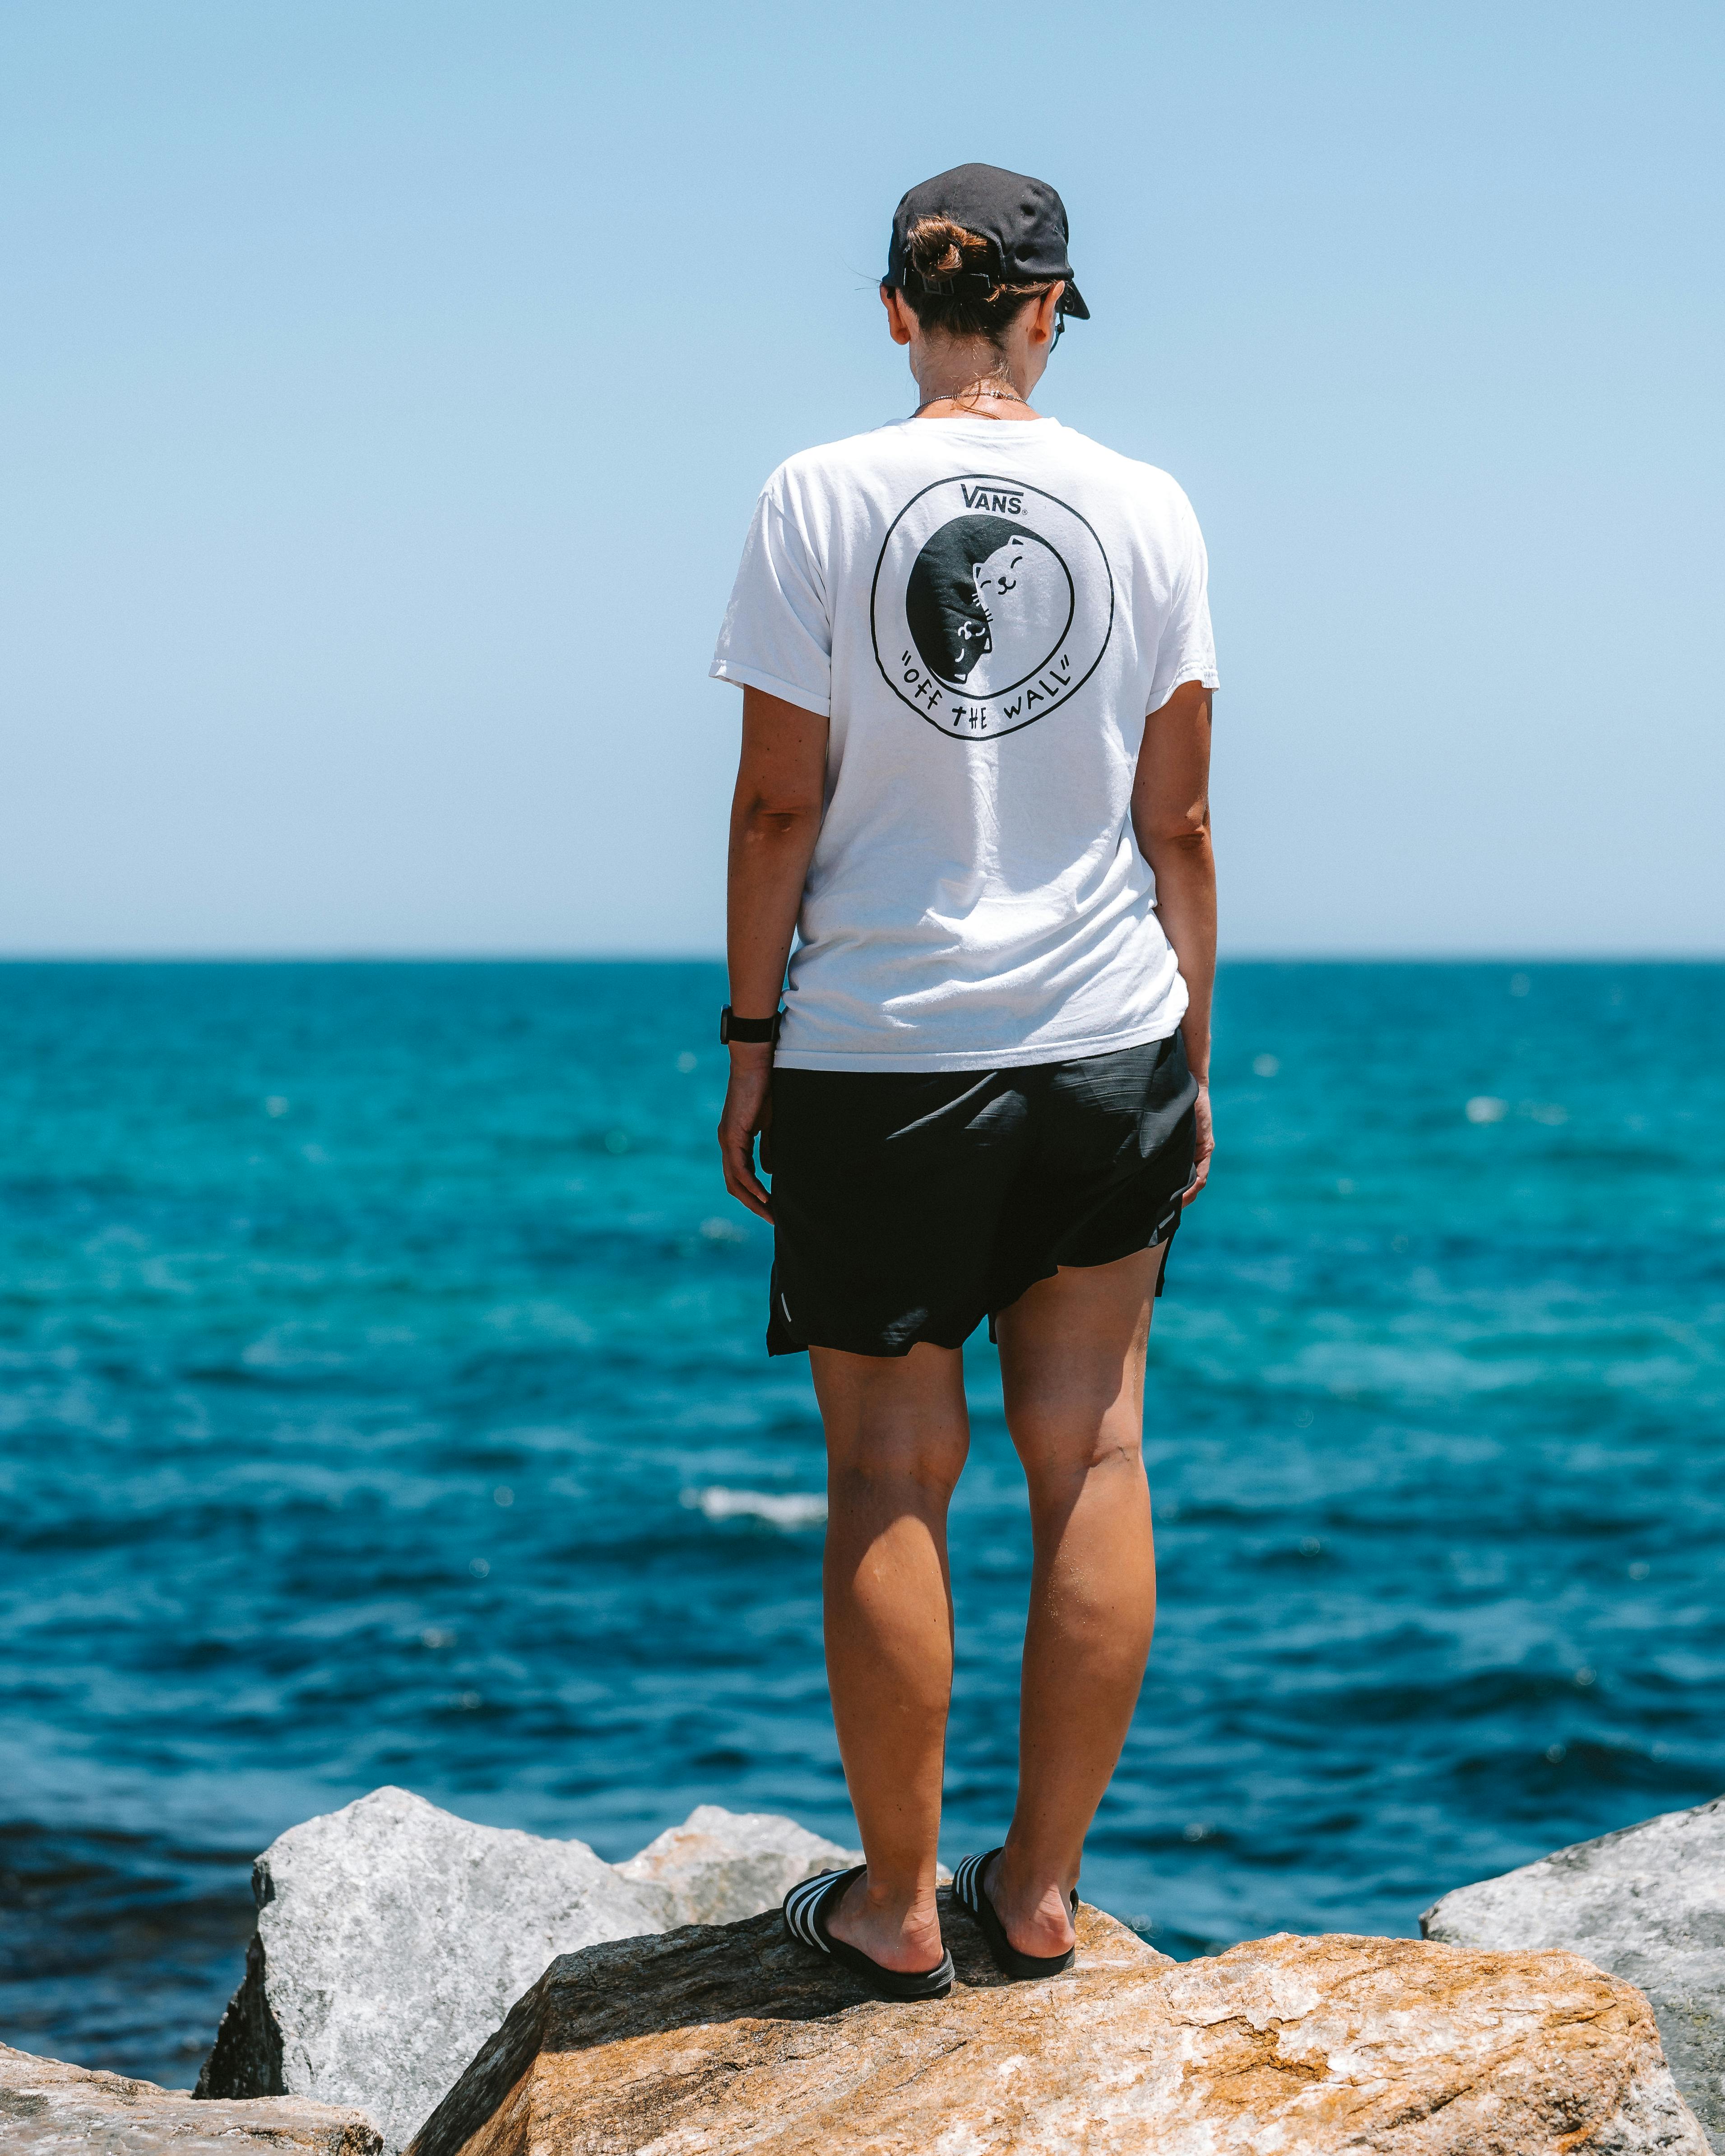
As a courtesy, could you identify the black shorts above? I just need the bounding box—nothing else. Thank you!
[765,1032,1199,1358]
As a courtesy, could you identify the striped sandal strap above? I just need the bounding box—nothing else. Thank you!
[783,1865,860,1951]
[952,1848,1000,1917]
[952,1849,1079,1981]
[783,1864,955,2002]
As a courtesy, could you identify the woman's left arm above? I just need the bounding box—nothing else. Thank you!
[718,686,830,1220]
[1132,679,1216,1202]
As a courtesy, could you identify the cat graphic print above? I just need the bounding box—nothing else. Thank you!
[870,474,1115,739]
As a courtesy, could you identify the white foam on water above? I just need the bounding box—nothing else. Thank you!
[682,1485,827,1530]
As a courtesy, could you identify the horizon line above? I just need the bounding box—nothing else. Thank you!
[1,950,1720,967]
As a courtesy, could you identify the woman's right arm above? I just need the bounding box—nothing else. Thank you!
[717,686,829,1220]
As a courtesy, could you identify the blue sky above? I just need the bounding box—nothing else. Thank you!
[3,0,1720,955]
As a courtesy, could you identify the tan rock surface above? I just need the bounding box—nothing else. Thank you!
[0,2040,380,2155]
[405,1893,1708,2155]
[1423,1794,1725,2151]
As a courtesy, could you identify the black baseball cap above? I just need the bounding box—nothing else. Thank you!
[885,162,1089,321]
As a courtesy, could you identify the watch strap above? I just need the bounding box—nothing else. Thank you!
[720,1006,783,1046]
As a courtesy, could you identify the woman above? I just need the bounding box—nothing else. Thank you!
[709,162,1217,1999]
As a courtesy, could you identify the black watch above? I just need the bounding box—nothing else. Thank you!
[719,1005,782,1046]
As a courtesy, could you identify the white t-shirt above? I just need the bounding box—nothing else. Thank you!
[710,415,1218,1072]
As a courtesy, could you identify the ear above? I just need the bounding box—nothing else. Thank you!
[1029,282,1064,349]
[881,284,915,348]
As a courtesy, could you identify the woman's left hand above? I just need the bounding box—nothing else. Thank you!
[718,1048,775,1221]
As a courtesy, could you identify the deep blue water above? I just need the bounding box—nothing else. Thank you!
[1,959,1721,2087]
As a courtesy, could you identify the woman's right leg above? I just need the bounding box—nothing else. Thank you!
[811,1339,970,1972]
[988,1241,1164,1957]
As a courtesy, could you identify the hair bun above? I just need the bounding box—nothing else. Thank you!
[908,217,980,283]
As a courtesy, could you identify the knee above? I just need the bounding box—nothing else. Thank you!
[1015,1397,1143,1476]
[829,1432,968,1508]
[1016,1412,1146,1515]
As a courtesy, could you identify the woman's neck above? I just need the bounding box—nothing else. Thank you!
[913,386,1039,421]
[910,344,1040,422]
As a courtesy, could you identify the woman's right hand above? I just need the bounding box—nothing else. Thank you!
[1182,1081,1214,1204]
[718,1046,775,1221]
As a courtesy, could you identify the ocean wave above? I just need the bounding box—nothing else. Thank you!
[681,1485,827,1530]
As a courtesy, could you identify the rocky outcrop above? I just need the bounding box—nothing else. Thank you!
[1424,1793,1725,2152]
[0,2040,380,2154]
[194,1784,1715,2153]
[614,1804,859,1927]
[406,1893,1708,2156]
[196,1787,669,2152]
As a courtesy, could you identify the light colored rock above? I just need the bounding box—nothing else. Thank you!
[405,1894,1709,2155]
[195,1786,668,2154]
[1423,1794,1725,2152]
[0,2040,379,2155]
[613,1804,860,1927]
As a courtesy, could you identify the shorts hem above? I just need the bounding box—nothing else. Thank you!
[766,1321,979,1360]
[985,1198,1186,1340]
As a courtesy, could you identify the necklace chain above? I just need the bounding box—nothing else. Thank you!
[914,382,1027,415]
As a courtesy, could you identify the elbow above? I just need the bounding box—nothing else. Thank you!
[738,794,822,842]
[1140,814,1212,863]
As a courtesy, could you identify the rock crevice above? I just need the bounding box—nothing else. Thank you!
[197,1927,287,2100]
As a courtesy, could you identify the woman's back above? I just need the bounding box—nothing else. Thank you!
[712,410,1217,1070]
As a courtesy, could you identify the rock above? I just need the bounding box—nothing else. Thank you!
[1423,1793,1725,2152]
[0,2039,380,2154]
[196,1786,668,2153]
[613,1804,860,1927]
[405,1893,1708,2155]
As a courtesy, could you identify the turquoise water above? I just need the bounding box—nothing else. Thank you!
[1,959,1721,2085]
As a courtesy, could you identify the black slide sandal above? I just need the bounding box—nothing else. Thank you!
[953,1849,1079,1980]
[783,1866,955,2002]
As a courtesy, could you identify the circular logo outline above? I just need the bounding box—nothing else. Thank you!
[870,473,1115,741]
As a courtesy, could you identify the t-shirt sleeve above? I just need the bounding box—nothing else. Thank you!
[709,476,832,717]
[1146,492,1220,716]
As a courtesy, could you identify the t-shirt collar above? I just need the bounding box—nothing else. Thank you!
[893,414,1062,440]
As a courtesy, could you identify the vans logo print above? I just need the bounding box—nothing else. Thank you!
[960,484,1024,513]
[869,474,1115,742]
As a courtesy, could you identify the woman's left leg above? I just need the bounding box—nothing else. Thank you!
[811,1339,970,1973]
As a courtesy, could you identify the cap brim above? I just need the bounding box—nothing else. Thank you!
[1057,278,1090,320]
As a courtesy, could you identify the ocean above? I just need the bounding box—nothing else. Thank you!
[1,959,1720,2088]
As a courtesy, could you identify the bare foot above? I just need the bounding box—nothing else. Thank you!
[984,1849,1077,1959]
[824,1870,945,1973]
